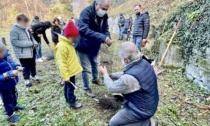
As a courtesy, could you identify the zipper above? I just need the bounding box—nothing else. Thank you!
[16,26,33,57]
[1,59,17,84]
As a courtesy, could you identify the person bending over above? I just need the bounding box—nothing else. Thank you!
[99,42,159,126]
[32,21,52,62]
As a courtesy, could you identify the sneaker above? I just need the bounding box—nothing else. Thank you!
[14,105,25,111]
[36,58,44,63]
[25,80,32,87]
[32,76,40,81]
[150,117,158,126]
[70,103,83,109]
[7,114,20,123]
[84,89,95,98]
[92,80,101,85]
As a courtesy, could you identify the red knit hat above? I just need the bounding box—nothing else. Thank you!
[64,21,79,38]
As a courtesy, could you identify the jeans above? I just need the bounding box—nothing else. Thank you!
[19,51,36,80]
[77,51,98,90]
[109,107,151,126]
[133,36,143,51]
[64,76,76,105]
[118,27,124,40]
[124,28,130,40]
[0,87,18,116]
[36,43,42,59]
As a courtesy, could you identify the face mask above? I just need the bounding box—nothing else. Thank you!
[96,8,107,17]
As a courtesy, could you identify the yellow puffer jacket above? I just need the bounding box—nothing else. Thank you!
[54,35,82,81]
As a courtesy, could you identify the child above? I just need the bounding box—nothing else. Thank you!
[0,41,25,122]
[54,21,83,109]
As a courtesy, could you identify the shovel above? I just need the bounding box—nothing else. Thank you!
[155,18,182,75]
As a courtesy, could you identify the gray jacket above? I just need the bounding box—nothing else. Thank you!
[133,12,150,39]
[10,24,38,59]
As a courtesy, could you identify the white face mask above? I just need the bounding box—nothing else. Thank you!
[96,8,107,17]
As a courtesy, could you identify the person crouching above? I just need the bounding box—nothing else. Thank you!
[0,42,25,123]
[99,42,159,126]
[54,21,83,109]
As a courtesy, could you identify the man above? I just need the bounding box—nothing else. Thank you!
[31,16,40,26]
[99,42,159,126]
[118,13,125,40]
[75,0,112,97]
[123,14,133,41]
[10,14,40,87]
[32,21,52,62]
[58,17,66,31]
[133,5,150,50]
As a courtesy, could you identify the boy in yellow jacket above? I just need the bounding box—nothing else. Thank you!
[54,21,83,109]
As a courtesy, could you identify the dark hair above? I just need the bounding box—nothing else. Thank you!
[52,17,60,24]
[135,4,141,8]
[16,14,29,22]
[44,21,52,28]
[34,16,39,20]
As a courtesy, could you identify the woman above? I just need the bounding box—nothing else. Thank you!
[51,18,62,47]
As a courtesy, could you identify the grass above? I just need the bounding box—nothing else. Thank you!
[0,33,210,126]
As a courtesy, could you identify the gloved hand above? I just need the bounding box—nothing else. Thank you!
[4,70,18,79]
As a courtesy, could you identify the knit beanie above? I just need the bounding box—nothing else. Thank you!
[64,21,79,38]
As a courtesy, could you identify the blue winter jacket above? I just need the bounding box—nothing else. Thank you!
[0,50,19,90]
[75,1,110,56]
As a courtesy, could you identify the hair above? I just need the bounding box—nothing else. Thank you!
[52,17,60,25]
[34,16,39,20]
[44,21,52,28]
[16,14,29,22]
[119,42,142,62]
[135,4,141,8]
[95,0,104,4]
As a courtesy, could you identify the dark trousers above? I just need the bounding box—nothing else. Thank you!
[64,76,76,105]
[0,87,18,116]
[19,53,36,80]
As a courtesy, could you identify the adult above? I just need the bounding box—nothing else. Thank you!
[117,13,125,40]
[57,17,66,31]
[133,5,150,50]
[99,42,159,126]
[123,14,133,41]
[10,14,40,87]
[51,17,62,47]
[75,0,112,97]
[31,16,40,26]
[32,21,52,62]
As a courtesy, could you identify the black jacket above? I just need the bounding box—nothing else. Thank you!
[51,25,61,43]
[133,12,150,39]
[75,1,110,55]
[32,22,50,44]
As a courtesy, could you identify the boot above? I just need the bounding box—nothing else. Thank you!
[7,114,20,123]
[14,105,25,111]
[84,89,95,98]
[70,103,83,109]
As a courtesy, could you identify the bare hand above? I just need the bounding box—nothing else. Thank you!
[142,39,147,47]
[34,44,38,48]
[99,66,108,75]
[17,66,24,72]
[105,37,113,47]
[12,70,19,76]
[37,34,42,37]
[3,73,9,79]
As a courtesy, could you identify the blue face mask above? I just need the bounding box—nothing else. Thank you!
[96,8,107,17]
